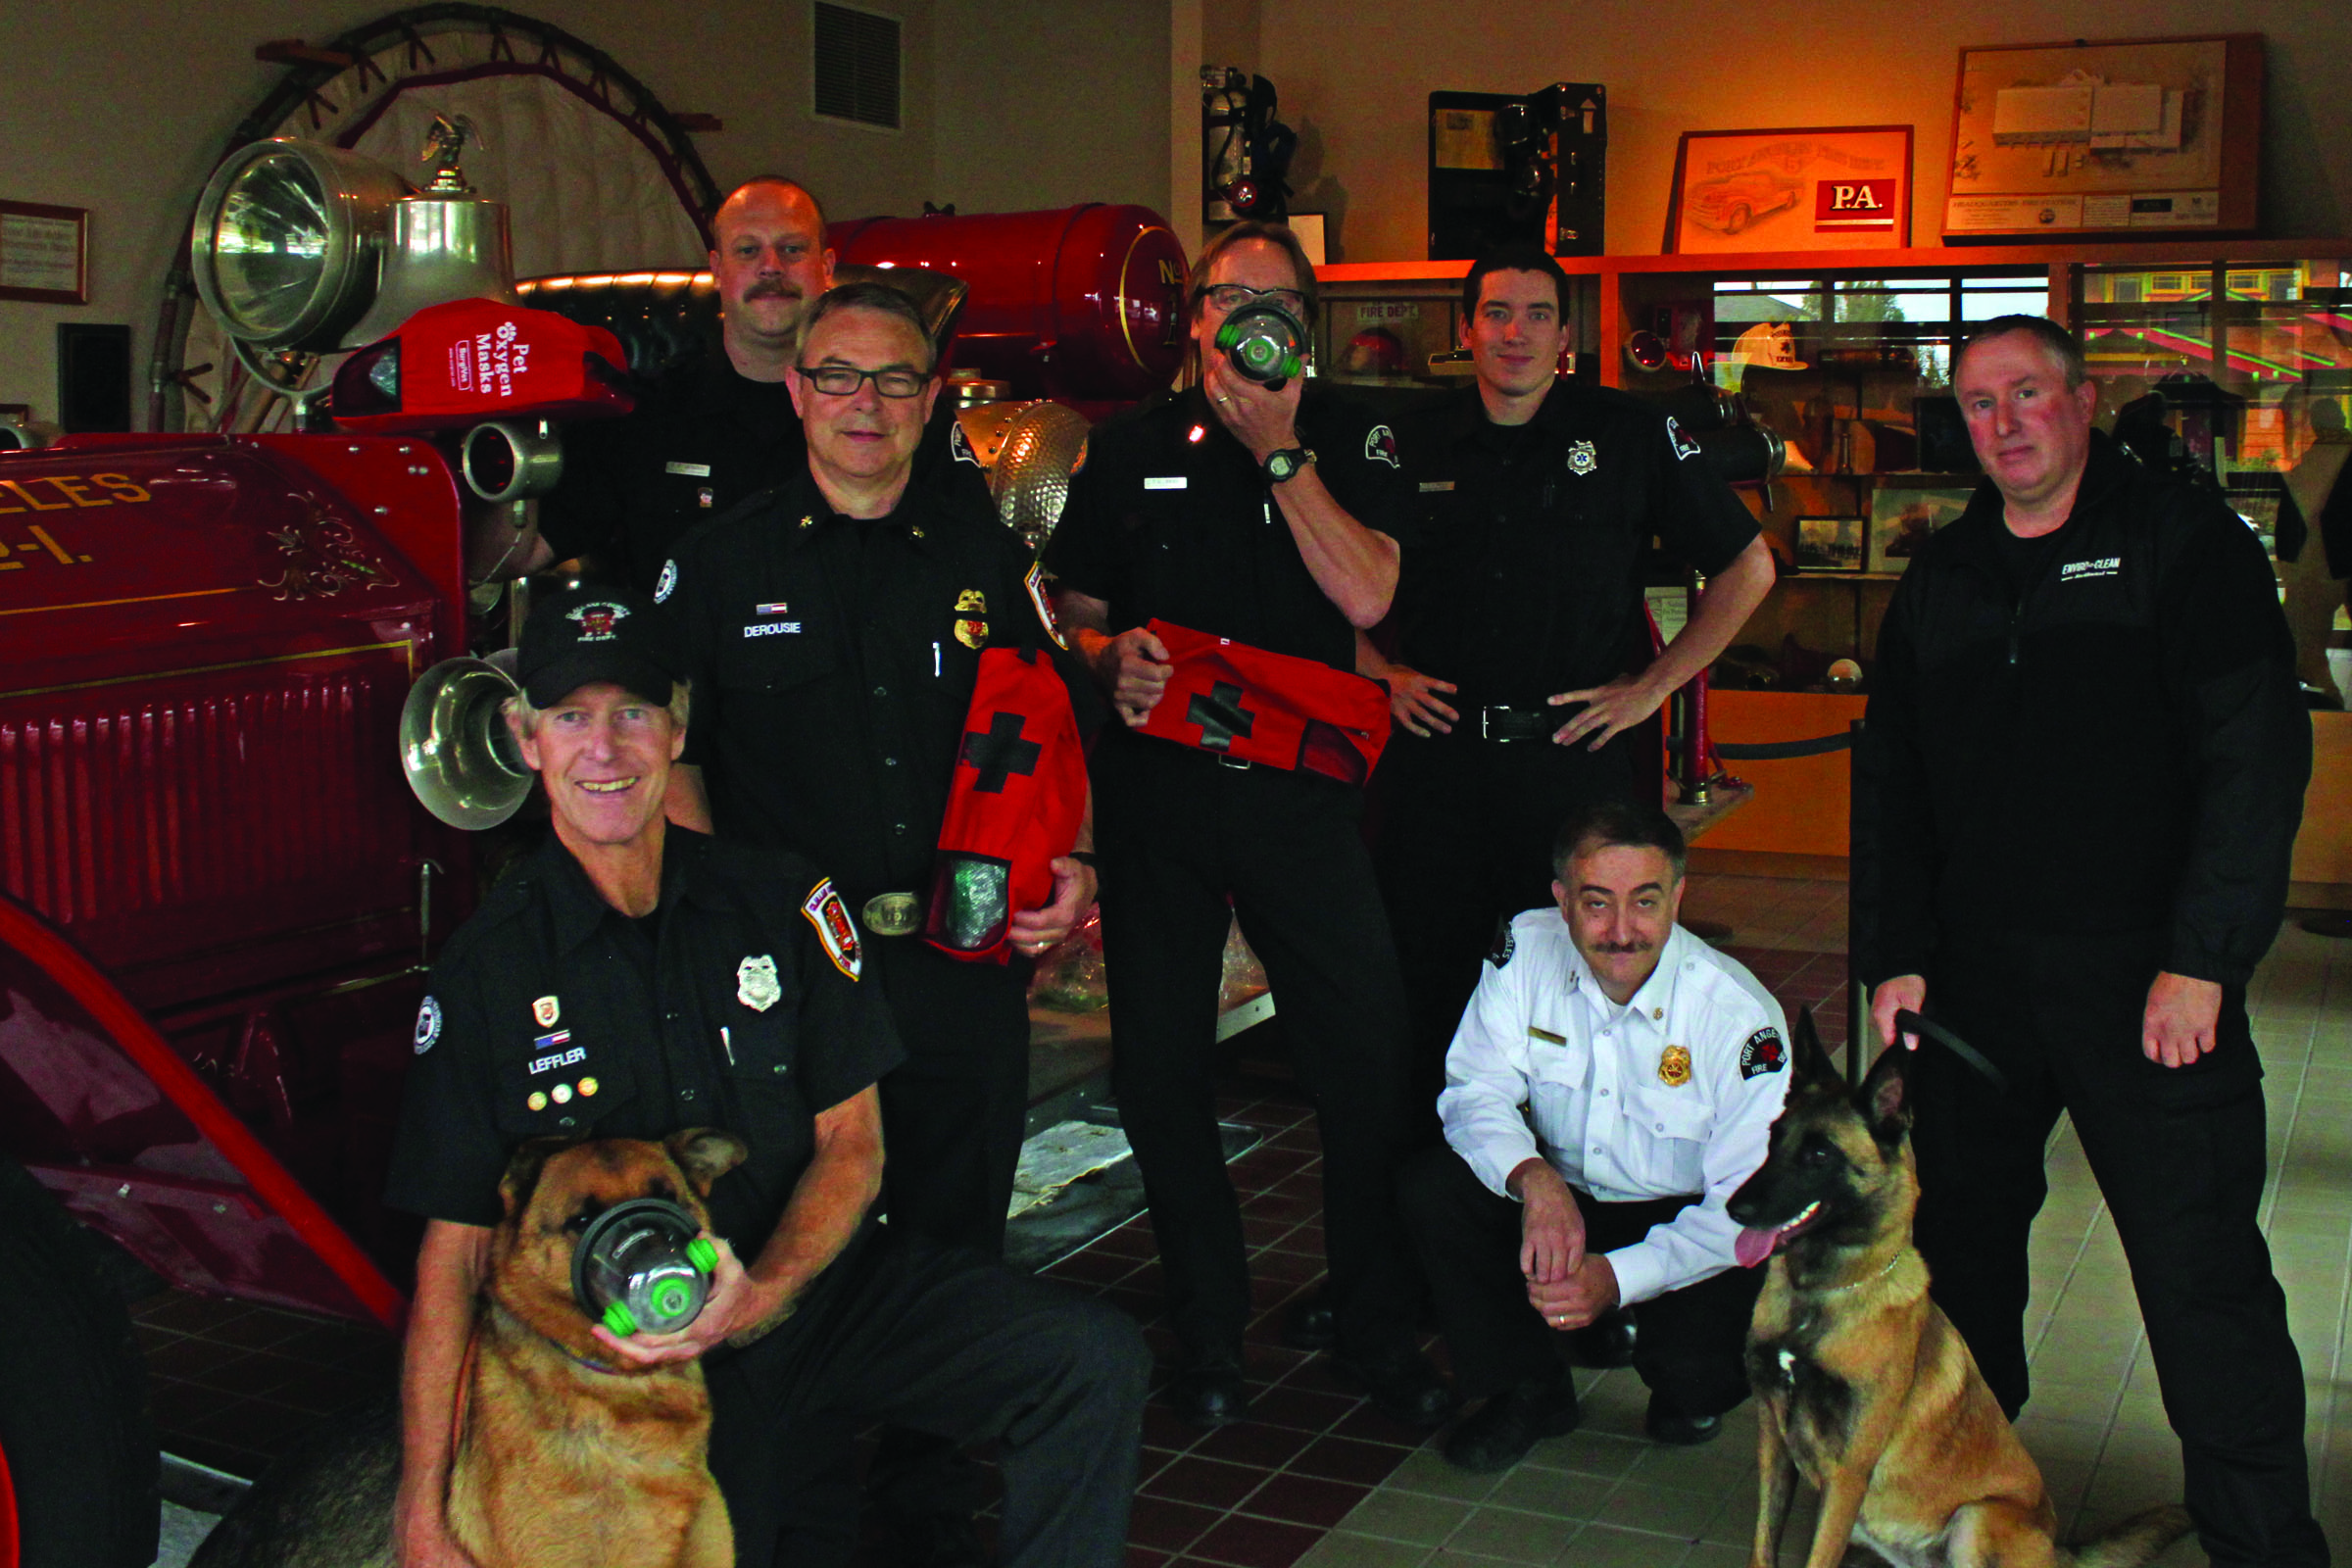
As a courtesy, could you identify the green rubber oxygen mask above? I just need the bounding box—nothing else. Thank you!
[1213,301,1308,393]
[572,1197,720,1338]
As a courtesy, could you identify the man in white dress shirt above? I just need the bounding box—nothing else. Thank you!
[1399,800,1791,1472]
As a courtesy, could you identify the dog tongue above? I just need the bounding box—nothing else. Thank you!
[1735,1226,1779,1269]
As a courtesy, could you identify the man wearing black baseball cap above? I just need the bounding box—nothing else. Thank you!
[384,584,1148,1568]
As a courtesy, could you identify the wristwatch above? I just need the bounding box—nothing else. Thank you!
[1262,446,1315,483]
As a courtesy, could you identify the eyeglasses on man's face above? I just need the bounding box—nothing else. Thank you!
[794,364,932,398]
[1200,283,1308,317]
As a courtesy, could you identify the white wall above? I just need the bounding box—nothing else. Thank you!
[1248,0,2352,262]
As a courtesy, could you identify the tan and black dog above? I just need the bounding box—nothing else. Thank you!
[1724,1013,2190,1568]
[191,1130,746,1568]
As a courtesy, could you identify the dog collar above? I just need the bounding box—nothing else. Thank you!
[491,1299,628,1375]
[1817,1250,1903,1295]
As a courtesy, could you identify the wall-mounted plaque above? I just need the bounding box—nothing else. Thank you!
[0,202,88,305]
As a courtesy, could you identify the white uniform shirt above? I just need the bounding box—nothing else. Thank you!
[1437,912,1792,1306]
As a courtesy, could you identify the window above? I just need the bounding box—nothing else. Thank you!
[813,2,900,129]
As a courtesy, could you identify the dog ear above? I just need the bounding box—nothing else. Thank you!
[666,1128,751,1196]
[1791,1007,1841,1086]
[1857,1042,1913,1140]
[498,1136,578,1219]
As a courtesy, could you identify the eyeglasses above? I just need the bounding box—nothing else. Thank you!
[1200,283,1308,317]
[794,364,931,398]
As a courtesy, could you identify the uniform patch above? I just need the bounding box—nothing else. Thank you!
[1658,1044,1692,1087]
[2059,556,2122,582]
[1666,416,1702,462]
[951,419,979,466]
[1487,919,1515,969]
[654,560,678,603]
[1567,439,1598,476]
[737,954,782,1011]
[756,602,791,616]
[745,620,803,637]
[697,486,714,510]
[1364,423,1400,468]
[664,461,712,477]
[567,600,630,641]
[1740,1027,1787,1080]
[803,879,864,982]
[532,995,560,1028]
[1025,563,1067,649]
[414,996,442,1054]
[529,1038,584,1075]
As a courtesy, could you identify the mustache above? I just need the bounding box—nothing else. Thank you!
[743,280,803,302]
[1590,940,1653,955]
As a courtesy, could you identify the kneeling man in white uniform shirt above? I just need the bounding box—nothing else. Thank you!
[1400,799,1791,1473]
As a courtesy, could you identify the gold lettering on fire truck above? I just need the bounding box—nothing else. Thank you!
[0,475,149,570]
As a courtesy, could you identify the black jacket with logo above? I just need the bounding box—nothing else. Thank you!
[1856,431,2309,989]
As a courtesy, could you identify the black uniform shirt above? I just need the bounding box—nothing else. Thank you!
[664,467,1083,906]
[1393,380,1759,707]
[1044,383,1415,672]
[384,827,903,1269]
[540,348,992,596]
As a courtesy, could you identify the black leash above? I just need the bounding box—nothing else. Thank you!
[1893,1008,2011,1094]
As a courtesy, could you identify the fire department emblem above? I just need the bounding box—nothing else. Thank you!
[955,590,989,650]
[532,995,561,1028]
[736,954,781,1012]
[1363,423,1400,468]
[1567,440,1598,476]
[655,561,678,603]
[567,600,630,641]
[1657,1044,1692,1087]
[414,996,442,1054]
[1740,1026,1787,1080]
[1666,416,1702,463]
[951,420,979,466]
[801,879,863,981]
[1025,563,1066,649]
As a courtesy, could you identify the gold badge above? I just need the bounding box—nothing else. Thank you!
[955,589,988,612]
[955,617,987,650]
[1658,1044,1692,1087]
[532,995,561,1028]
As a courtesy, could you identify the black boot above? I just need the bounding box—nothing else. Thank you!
[1168,1352,1250,1430]
[1440,1373,1581,1473]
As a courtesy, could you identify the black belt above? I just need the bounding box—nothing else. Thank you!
[1477,705,1556,743]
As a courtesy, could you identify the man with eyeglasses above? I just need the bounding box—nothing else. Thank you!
[499,177,986,595]
[660,281,1100,1567]
[1046,221,1450,1433]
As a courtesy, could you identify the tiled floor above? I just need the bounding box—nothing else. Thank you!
[144,877,2351,1568]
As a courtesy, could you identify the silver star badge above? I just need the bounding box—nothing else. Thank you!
[1567,440,1598,476]
[737,955,781,1012]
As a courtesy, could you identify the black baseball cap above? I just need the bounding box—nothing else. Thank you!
[518,584,687,708]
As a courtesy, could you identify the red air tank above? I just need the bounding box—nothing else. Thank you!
[831,205,1189,404]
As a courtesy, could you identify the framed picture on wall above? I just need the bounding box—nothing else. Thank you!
[0,201,87,305]
[1794,515,1868,573]
[1869,481,1977,572]
[1942,33,2262,241]
[1663,125,1913,255]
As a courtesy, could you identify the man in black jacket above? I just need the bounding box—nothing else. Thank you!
[1856,316,2324,1566]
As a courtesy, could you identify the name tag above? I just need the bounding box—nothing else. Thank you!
[1419,480,1456,492]
[1144,476,1187,490]
[1527,1026,1567,1046]
[665,461,713,477]
[744,621,803,637]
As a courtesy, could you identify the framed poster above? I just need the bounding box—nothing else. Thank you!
[1794,515,1868,572]
[1664,126,1913,255]
[0,202,87,305]
[1942,33,2262,242]
[1869,481,1977,572]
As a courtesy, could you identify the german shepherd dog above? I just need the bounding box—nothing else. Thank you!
[1724,1013,2191,1568]
[191,1131,746,1568]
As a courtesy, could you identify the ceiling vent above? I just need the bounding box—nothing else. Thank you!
[814,3,901,130]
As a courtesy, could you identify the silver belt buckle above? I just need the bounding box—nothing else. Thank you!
[860,891,923,937]
[1216,753,1251,770]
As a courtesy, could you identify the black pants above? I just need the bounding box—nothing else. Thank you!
[1397,1143,1759,1414]
[1094,740,1420,1361]
[705,1228,1150,1568]
[1373,727,1636,1125]
[1909,932,2327,1568]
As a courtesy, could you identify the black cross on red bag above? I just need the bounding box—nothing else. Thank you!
[1135,618,1391,786]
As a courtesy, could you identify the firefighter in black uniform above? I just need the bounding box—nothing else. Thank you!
[494,177,986,593]
[1858,317,2324,1567]
[660,281,1097,1564]
[384,584,1146,1568]
[1362,246,1773,1114]
[1046,220,1448,1431]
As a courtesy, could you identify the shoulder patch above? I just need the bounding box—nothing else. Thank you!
[1665,416,1702,463]
[414,996,442,1054]
[1364,423,1400,469]
[1024,562,1067,649]
[950,418,979,466]
[1740,1026,1787,1080]
[802,879,863,981]
[1487,917,1515,969]
[654,559,678,604]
